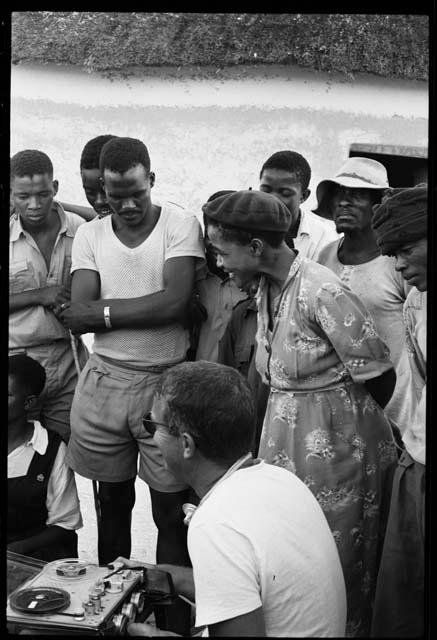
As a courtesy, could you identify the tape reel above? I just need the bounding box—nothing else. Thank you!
[10,586,71,614]
[43,558,97,582]
[55,560,88,578]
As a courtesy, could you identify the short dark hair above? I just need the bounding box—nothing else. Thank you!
[99,137,151,175]
[158,361,256,465]
[260,150,311,191]
[11,150,54,180]
[206,217,285,248]
[80,135,118,170]
[9,354,46,397]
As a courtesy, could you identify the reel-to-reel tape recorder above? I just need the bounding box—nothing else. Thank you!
[6,556,178,635]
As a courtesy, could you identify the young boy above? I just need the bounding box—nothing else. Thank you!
[61,134,118,221]
[8,354,82,561]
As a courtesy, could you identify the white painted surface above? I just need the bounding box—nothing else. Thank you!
[11,63,428,119]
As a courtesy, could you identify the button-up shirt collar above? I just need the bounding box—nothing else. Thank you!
[10,202,76,243]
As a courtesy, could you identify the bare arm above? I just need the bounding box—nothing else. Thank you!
[71,269,101,302]
[9,286,70,314]
[112,557,195,601]
[364,367,396,408]
[60,201,97,222]
[127,605,266,637]
[59,256,195,334]
[209,607,266,637]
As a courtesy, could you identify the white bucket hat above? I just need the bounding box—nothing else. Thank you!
[314,157,389,219]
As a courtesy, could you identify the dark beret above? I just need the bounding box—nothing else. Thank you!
[202,190,291,232]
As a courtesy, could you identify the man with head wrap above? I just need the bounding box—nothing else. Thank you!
[371,184,427,638]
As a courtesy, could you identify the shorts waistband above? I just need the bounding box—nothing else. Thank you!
[94,352,181,374]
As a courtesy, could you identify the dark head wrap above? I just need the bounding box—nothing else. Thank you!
[372,184,428,255]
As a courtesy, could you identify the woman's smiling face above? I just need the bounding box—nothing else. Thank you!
[206,224,261,289]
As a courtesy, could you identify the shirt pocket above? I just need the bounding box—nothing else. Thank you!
[9,260,39,293]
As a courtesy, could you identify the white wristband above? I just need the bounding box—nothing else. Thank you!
[103,306,112,329]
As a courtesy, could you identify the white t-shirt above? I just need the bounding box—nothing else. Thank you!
[8,421,83,530]
[318,238,414,433]
[188,461,346,637]
[71,202,205,366]
[402,288,426,465]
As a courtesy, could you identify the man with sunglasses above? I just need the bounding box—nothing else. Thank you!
[315,157,413,442]
[117,361,347,638]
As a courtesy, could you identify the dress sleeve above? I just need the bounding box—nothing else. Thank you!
[188,521,261,628]
[46,442,83,530]
[314,280,394,382]
[71,223,98,273]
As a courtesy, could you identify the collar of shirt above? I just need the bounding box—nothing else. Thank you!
[25,420,49,455]
[296,208,311,238]
[10,201,74,243]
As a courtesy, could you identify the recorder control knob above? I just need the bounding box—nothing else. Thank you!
[121,602,137,621]
[130,591,145,614]
[112,613,128,635]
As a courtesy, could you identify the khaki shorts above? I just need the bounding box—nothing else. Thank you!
[66,353,187,491]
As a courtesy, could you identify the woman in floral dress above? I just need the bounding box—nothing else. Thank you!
[203,190,398,637]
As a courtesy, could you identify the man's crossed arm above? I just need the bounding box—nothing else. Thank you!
[58,256,196,334]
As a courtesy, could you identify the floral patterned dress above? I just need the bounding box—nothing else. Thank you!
[256,256,398,637]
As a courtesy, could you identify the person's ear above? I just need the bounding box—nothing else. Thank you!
[182,432,196,460]
[149,172,155,188]
[249,238,264,256]
[52,179,59,197]
[301,188,310,204]
[24,394,38,412]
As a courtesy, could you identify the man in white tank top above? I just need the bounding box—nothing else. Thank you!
[59,137,205,635]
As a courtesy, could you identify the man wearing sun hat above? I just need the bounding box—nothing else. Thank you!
[315,158,414,444]
[370,184,427,638]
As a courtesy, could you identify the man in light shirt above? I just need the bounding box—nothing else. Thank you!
[59,137,205,635]
[115,362,347,637]
[258,149,338,260]
[316,157,413,437]
[8,354,82,560]
[9,149,88,442]
[371,185,427,637]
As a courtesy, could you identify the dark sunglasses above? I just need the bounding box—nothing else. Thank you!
[142,412,170,436]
